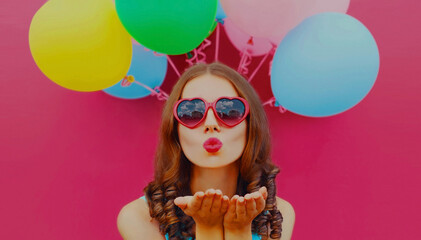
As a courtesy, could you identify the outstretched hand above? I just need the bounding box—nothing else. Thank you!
[174,189,230,228]
[174,187,267,232]
[223,186,268,231]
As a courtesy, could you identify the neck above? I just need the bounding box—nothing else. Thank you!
[190,161,239,198]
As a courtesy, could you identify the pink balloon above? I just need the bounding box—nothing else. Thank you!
[221,0,350,45]
[298,0,350,17]
[223,18,273,56]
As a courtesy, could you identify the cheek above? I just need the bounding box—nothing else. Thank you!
[178,126,201,156]
[238,124,248,147]
[225,122,247,152]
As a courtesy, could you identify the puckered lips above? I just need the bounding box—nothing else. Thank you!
[203,137,223,153]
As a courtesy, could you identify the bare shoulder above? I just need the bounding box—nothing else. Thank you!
[275,196,295,221]
[268,196,296,240]
[117,197,165,240]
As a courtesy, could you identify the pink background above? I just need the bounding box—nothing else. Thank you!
[1,0,420,239]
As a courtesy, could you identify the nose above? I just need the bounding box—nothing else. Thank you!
[203,108,221,133]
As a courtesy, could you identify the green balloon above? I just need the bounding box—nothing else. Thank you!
[116,0,217,55]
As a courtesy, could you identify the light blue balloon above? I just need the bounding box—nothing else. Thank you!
[103,44,167,99]
[216,0,226,20]
[270,12,379,117]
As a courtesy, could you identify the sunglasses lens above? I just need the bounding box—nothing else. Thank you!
[177,99,206,127]
[215,98,246,126]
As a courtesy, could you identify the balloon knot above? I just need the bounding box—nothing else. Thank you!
[121,76,133,87]
[126,75,135,83]
[247,37,254,46]
[262,97,287,113]
[186,52,194,59]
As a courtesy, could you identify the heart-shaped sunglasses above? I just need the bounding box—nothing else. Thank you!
[173,96,250,128]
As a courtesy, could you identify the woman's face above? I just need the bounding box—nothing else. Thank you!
[177,73,247,168]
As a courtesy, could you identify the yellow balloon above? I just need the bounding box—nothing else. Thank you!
[29,0,132,92]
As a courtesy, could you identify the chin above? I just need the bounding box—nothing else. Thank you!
[192,155,238,168]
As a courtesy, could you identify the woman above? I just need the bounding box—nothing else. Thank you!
[117,62,295,240]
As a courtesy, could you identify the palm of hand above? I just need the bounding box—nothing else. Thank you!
[223,187,268,231]
[174,187,267,230]
[174,189,229,227]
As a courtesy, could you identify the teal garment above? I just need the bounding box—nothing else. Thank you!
[140,196,261,240]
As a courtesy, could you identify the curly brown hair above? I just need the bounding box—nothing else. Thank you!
[143,62,283,239]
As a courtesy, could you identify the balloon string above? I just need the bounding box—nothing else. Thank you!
[186,39,212,66]
[248,45,277,82]
[262,97,287,113]
[123,75,169,101]
[267,45,277,76]
[151,86,169,101]
[167,56,180,77]
[237,50,246,73]
[153,52,165,57]
[134,80,169,101]
[237,36,255,76]
[186,49,195,66]
[143,48,166,58]
[200,39,212,64]
[215,21,221,62]
[237,49,252,76]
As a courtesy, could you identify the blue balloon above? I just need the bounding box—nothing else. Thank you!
[103,44,167,99]
[270,12,379,117]
[216,0,226,20]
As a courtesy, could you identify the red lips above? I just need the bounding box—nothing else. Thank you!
[203,137,223,153]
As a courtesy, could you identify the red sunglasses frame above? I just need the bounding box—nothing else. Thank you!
[173,96,250,128]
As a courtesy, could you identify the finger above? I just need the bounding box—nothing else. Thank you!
[202,189,216,211]
[174,197,188,210]
[188,192,205,212]
[236,196,246,218]
[253,192,266,213]
[220,195,230,213]
[210,189,223,213]
[227,195,239,216]
[259,186,268,200]
[245,194,257,217]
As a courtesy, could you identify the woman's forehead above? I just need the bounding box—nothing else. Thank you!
[181,74,239,101]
